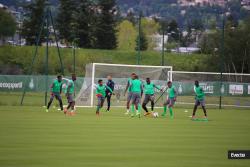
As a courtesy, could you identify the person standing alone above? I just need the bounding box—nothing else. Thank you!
[105,75,115,112]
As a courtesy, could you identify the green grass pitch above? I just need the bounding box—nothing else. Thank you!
[0,106,249,167]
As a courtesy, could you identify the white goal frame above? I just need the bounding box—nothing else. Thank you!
[171,71,250,76]
[170,71,250,108]
[89,63,173,107]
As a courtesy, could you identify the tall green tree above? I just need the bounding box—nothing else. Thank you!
[167,19,180,41]
[117,20,136,50]
[141,18,160,50]
[199,17,250,73]
[57,0,76,45]
[187,19,204,32]
[0,8,16,44]
[21,0,46,45]
[74,0,93,48]
[135,30,148,51]
[223,17,250,74]
[92,0,118,49]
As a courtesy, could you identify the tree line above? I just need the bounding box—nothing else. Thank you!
[1,0,250,73]
[21,0,118,49]
[118,0,249,29]
[199,17,250,73]
[0,8,16,43]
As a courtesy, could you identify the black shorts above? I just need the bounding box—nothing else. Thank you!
[50,92,62,101]
[97,96,105,106]
[143,94,155,104]
[67,94,74,103]
[131,93,141,105]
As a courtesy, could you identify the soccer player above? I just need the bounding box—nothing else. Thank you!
[162,81,177,119]
[192,80,207,120]
[96,79,113,115]
[130,75,143,118]
[46,75,63,112]
[64,74,77,115]
[124,73,136,115]
[105,75,115,112]
[142,78,162,116]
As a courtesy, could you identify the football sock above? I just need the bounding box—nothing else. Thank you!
[47,99,53,109]
[202,106,207,117]
[192,105,197,116]
[58,99,63,111]
[169,107,173,117]
[163,106,167,114]
[151,101,154,111]
[131,104,135,113]
[96,106,100,112]
[142,104,148,112]
[67,103,71,110]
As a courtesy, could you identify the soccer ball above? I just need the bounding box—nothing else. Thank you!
[153,112,159,118]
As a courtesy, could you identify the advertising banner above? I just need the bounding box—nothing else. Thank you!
[0,75,84,92]
[229,84,244,95]
[0,75,249,97]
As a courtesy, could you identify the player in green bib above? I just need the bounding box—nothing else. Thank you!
[142,78,162,116]
[162,81,177,119]
[124,73,136,115]
[46,75,63,112]
[96,79,113,116]
[64,74,77,115]
[130,75,143,118]
[192,80,207,120]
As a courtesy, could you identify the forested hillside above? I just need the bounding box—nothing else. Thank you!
[2,0,249,29]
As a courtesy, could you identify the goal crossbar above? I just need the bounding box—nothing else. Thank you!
[171,71,250,76]
[93,63,173,69]
[76,63,173,107]
[87,63,173,107]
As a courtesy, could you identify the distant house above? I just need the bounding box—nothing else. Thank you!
[0,3,24,46]
[0,3,9,45]
[150,33,168,51]
[171,47,200,54]
[178,0,225,6]
[242,0,250,10]
[0,3,7,9]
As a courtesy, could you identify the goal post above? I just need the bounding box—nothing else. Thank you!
[76,63,173,107]
[170,71,250,108]
[76,65,250,109]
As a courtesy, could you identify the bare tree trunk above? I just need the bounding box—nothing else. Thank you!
[232,62,237,82]
[241,49,246,82]
[227,63,231,82]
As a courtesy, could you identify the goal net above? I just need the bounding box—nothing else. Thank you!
[170,71,250,108]
[76,63,173,107]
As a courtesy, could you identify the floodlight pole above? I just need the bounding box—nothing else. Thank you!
[178,28,181,55]
[20,14,46,105]
[73,39,76,74]
[219,4,226,109]
[49,9,64,75]
[137,12,142,65]
[161,26,165,66]
[20,1,64,106]
[44,7,49,106]
[73,44,75,97]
